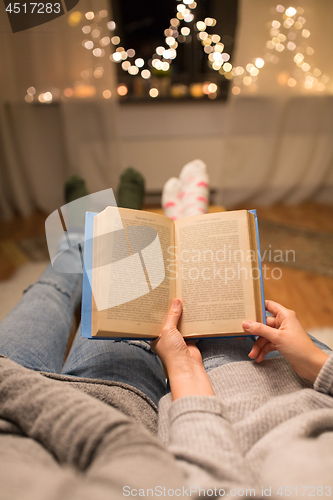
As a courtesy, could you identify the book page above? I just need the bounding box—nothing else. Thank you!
[91,207,175,337]
[174,210,257,337]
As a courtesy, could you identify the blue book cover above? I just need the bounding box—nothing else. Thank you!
[81,210,266,340]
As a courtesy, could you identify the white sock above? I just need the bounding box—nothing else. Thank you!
[179,159,209,218]
[161,177,182,220]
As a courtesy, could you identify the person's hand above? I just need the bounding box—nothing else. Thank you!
[151,299,214,400]
[242,300,329,382]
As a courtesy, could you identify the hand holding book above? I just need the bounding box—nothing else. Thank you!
[151,299,215,401]
[245,300,329,382]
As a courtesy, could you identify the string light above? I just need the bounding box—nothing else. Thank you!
[231,4,330,95]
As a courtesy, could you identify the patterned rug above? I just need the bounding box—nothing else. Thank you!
[258,220,333,278]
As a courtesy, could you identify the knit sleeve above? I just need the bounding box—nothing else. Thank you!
[166,395,255,493]
[313,351,333,396]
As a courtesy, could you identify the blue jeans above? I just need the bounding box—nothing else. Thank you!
[0,246,330,406]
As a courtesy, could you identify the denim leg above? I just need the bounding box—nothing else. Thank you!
[197,336,257,372]
[197,333,332,373]
[0,248,82,373]
[62,327,166,406]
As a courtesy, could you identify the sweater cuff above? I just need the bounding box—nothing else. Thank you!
[168,395,222,424]
[313,352,333,396]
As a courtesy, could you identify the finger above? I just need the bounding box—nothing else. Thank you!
[162,299,182,332]
[265,300,289,319]
[255,342,276,363]
[266,316,276,328]
[242,320,278,343]
[248,336,270,359]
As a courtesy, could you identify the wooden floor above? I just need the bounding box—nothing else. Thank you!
[1,202,333,330]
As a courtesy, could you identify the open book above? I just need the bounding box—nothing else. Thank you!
[81,208,265,340]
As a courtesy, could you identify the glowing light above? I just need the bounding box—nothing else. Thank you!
[43,92,53,102]
[103,90,112,99]
[68,11,82,26]
[162,62,170,71]
[272,20,281,28]
[93,67,104,78]
[91,29,101,38]
[302,62,310,72]
[246,63,254,72]
[211,34,220,43]
[85,11,94,20]
[99,10,108,17]
[84,41,94,50]
[111,36,120,45]
[313,68,321,78]
[93,48,103,57]
[27,86,36,95]
[255,58,265,69]
[223,62,232,72]
[208,83,217,93]
[231,86,240,96]
[196,21,206,31]
[127,49,135,58]
[122,61,131,70]
[199,32,208,40]
[205,17,214,26]
[112,52,122,62]
[63,88,73,98]
[177,4,186,12]
[202,82,210,95]
[100,37,110,46]
[163,50,171,59]
[82,26,91,34]
[250,67,259,76]
[128,65,139,75]
[166,37,175,46]
[276,43,285,52]
[190,83,203,98]
[107,21,116,31]
[156,46,165,56]
[302,29,310,38]
[294,22,302,29]
[278,33,286,42]
[181,27,190,36]
[243,76,252,86]
[317,82,326,92]
[135,58,144,68]
[306,47,314,56]
[285,7,296,17]
[276,5,285,12]
[304,80,313,89]
[294,53,304,64]
[287,41,296,50]
[184,13,194,22]
[25,94,34,102]
[214,43,224,52]
[287,78,297,87]
[117,85,128,96]
[149,88,159,98]
[170,18,179,27]
[212,62,222,70]
[141,69,151,79]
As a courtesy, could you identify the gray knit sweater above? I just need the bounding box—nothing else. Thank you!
[1,352,333,500]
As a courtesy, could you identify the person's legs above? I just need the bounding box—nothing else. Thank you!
[62,327,166,407]
[197,336,257,372]
[0,246,82,373]
[197,333,332,373]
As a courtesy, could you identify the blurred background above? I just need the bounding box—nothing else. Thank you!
[0,0,333,346]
